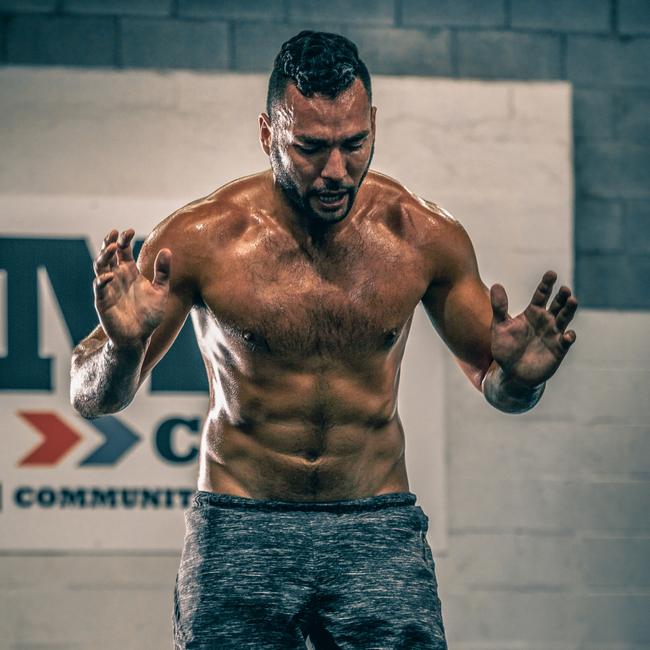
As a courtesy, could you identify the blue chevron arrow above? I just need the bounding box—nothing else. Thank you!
[79,416,141,466]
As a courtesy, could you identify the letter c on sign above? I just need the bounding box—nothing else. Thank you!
[15,486,34,508]
[154,417,200,464]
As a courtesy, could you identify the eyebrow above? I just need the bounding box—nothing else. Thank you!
[294,130,370,146]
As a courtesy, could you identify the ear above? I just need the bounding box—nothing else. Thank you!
[370,106,377,137]
[259,113,272,156]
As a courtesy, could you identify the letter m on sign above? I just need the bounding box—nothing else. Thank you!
[0,237,206,392]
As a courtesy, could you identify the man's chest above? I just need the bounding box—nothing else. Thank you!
[197,232,432,358]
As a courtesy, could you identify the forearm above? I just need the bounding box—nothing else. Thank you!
[70,336,148,418]
[481,360,545,414]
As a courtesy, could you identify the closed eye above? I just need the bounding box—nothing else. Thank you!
[295,144,321,155]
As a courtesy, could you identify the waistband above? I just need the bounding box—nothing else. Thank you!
[192,490,418,513]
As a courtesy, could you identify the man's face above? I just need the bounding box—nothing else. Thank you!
[260,78,376,225]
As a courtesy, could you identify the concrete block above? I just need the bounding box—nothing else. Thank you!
[372,80,569,145]
[234,21,347,72]
[576,140,650,199]
[449,420,650,480]
[511,81,571,139]
[573,88,614,139]
[577,595,650,644]
[624,199,650,253]
[574,482,650,532]
[581,537,650,588]
[121,18,228,70]
[436,532,578,589]
[444,593,650,647]
[565,310,650,368]
[0,0,55,11]
[619,0,650,35]
[457,30,561,79]
[441,592,582,644]
[511,0,610,32]
[178,0,285,21]
[63,0,172,16]
[444,593,650,646]
[401,0,506,28]
[450,477,650,532]
[567,35,650,87]
[547,366,650,426]
[0,69,269,197]
[0,554,180,589]
[289,0,394,26]
[576,253,650,309]
[448,476,572,530]
[447,348,650,426]
[617,88,650,142]
[0,567,176,648]
[343,26,452,75]
[6,14,115,66]
[0,66,177,108]
[575,198,624,253]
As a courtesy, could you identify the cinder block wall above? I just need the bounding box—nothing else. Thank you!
[1,3,649,650]
[0,0,649,309]
[440,307,650,649]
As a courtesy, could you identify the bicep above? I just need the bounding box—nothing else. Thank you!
[421,220,493,390]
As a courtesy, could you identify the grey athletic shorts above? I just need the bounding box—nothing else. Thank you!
[173,490,447,649]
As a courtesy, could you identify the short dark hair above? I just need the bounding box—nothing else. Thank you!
[266,30,372,117]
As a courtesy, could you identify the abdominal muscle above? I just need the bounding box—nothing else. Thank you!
[198,404,409,501]
[191,310,409,501]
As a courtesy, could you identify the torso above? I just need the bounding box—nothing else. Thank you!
[166,170,451,501]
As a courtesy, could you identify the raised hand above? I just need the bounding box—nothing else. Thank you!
[489,270,578,388]
[93,229,171,349]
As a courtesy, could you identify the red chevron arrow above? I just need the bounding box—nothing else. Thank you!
[18,411,82,466]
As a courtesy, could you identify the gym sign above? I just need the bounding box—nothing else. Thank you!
[0,196,208,550]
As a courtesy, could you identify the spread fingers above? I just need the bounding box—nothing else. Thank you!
[555,296,579,332]
[94,241,118,275]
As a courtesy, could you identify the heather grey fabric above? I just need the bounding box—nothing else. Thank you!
[173,491,447,649]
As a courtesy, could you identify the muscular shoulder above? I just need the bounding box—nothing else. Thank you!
[137,172,269,293]
[144,172,266,244]
[362,171,475,282]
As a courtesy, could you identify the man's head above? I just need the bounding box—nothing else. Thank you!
[259,31,376,226]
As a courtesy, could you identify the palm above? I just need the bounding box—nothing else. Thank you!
[99,263,166,342]
[490,271,578,387]
[93,229,171,347]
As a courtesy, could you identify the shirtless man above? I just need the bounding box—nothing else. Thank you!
[70,31,578,650]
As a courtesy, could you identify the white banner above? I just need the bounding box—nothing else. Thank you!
[1,67,571,552]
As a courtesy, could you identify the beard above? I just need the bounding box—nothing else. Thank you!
[270,141,374,228]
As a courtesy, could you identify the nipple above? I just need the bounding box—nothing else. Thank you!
[384,329,399,347]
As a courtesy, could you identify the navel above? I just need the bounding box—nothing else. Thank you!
[304,449,321,463]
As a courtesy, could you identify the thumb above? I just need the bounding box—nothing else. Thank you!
[490,283,509,324]
[152,248,171,290]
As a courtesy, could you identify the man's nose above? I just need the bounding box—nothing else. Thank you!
[321,148,346,182]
